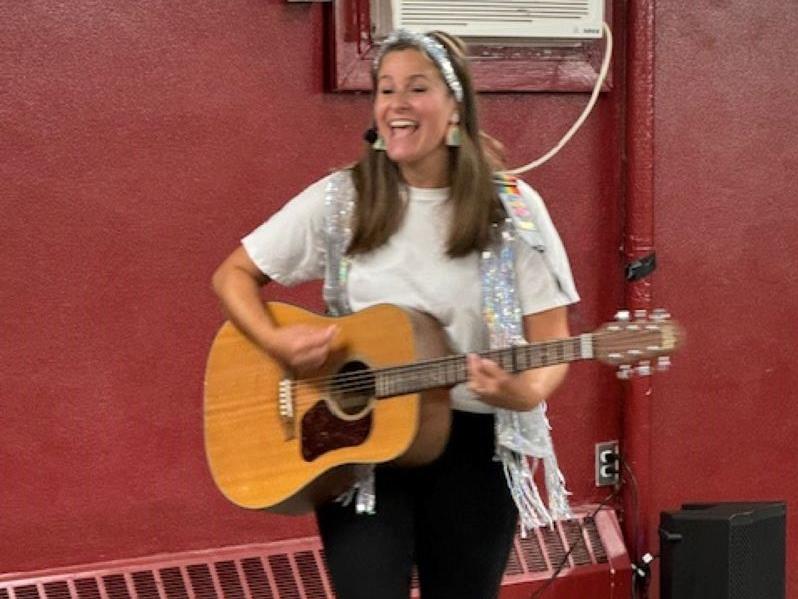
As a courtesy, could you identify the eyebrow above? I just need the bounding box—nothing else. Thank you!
[377,73,433,83]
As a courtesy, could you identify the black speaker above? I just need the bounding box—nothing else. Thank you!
[659,502,786,599]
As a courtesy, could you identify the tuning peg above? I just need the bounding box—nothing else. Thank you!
[657,356,671,371]
[634,309,648,320]
[651,308,671,321]
[616,364,633,380]
[614,310,631,322]
[636,361,652,377]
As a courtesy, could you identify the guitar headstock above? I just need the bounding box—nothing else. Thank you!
[593,309,683,379]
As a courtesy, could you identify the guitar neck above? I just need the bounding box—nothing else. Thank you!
[374,334,594,398]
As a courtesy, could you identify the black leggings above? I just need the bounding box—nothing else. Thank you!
[316,411,518,599]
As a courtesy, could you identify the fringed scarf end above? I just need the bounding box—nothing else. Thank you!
[334,465,376,515]
[499,449,572,537]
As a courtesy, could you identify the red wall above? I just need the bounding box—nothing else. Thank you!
[650,1,798,595]
[1,1,794,596]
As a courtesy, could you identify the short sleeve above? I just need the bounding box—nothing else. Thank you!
[514,241,574,314]
[241,174,332,286]
[512,180,580,314]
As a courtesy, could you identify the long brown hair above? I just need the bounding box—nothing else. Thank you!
[348,31,505,258]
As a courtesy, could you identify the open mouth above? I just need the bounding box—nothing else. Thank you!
[389,119,418,139]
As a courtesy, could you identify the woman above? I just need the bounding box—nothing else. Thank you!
[212,29,579,599]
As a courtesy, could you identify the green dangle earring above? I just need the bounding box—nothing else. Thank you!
[446,113,461,147]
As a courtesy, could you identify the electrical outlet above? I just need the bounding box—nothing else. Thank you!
[595,440,620,486]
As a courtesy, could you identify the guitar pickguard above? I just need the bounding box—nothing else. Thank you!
[301,401,372,462]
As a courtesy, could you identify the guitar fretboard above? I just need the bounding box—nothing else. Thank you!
[374,335,592,398]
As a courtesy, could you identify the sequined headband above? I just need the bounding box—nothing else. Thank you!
[373,29,464,103]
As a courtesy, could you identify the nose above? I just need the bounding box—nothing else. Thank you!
[388,89,412,110]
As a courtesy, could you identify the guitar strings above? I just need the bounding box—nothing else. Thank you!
[284,330,662,402]
[288,330,657,396]
[288,336,583,394]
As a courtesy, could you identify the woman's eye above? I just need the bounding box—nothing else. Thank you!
[412,87,427,93]
[379,88,394,95]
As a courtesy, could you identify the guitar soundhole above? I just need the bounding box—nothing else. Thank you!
[329,360,375,417]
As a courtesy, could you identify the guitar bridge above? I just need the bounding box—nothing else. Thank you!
[278,378,295,439]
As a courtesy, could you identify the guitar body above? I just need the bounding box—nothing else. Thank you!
[204,302,452,514]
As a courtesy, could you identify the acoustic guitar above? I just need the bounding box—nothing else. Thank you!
[204,302,680,514]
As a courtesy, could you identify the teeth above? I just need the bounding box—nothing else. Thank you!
[390,119,417,128]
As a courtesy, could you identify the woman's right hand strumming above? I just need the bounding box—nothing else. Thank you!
[262,324,338,375]
[211,245,337,375]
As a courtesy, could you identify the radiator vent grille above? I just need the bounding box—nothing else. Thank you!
[1,509,623,599]
[131,572,159,599]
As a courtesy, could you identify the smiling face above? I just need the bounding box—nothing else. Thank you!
[374,48,458,188]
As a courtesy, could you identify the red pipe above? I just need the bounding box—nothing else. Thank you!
[623,0,656,571]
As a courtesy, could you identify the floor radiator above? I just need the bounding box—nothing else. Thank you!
[1,506,631,599]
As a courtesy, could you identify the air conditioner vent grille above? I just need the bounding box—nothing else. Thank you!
[401,1,591,23]
[380,0,604,39]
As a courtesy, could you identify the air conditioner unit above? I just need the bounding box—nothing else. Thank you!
[372,0,605,40]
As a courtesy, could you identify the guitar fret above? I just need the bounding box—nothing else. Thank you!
[519,338,583,370]
[522,346,532,371]
[450,358,464,386]
[377,336,590,398]
[499,349,512,371]
[376,373,390,397]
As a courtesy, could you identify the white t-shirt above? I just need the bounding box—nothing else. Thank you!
[242,172,578,413]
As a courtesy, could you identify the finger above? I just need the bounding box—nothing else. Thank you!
[467,354,496,378]
[466,353,482,378]
[294,347,330,374]
[466,354,487,393]
[304,325,339,349]
[476,357,503,377]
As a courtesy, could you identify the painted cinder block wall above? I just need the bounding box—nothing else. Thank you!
[2,2,795,596]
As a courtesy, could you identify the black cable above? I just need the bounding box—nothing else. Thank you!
[621,461,659,599]
[630,552,660,594]
[623,460,640,561]
[622,460,640,599]
[529,485,622,599]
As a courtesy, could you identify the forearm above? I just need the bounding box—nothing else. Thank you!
[496,363,569,410]
[467,306,571,411]
[211,249,277,352]
[211,246,337,373]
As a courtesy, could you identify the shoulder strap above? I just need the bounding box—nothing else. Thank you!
[492,173,579,305]
[493,173,546,250]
